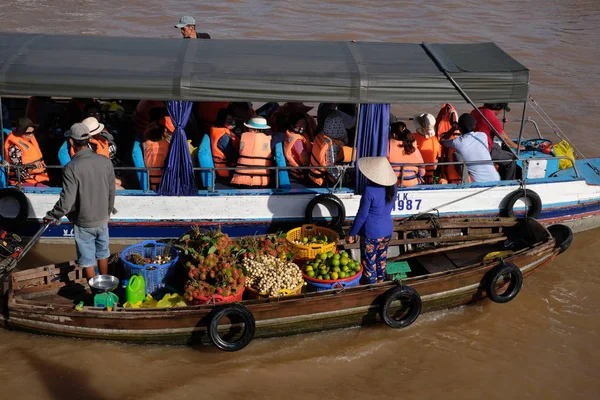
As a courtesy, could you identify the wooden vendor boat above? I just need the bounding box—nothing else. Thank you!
[0,217,572,351]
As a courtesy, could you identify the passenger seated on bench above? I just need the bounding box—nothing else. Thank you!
[230,117,274,187]
[143,116,174,191]
[4,118,50,187]
[309,115,353,187]
[210,108,239,179]
[269,103,317,141]
[413,113,441,184]
[133,100,166,138]
[440,114,499,183]
[283,112,313,182]
[229,102,256,136]
[387,122,424,187]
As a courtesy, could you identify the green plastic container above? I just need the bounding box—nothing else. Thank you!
[126,275,146,304]
[94,292,119,308]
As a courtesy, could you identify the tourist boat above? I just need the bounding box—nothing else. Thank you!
[1,33,599,241]
[0,217,572,351]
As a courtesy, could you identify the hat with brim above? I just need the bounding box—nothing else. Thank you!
[81,117,104,136]
[15,117,39,135]
[500,103,511,112]
[65,123,92,141]
[244,117,270,130]
[175,15,195,29]
[358,157,397,187]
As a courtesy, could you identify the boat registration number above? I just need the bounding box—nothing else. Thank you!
[393,193,422,211]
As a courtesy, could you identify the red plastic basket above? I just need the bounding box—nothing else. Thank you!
[192,286,245,305]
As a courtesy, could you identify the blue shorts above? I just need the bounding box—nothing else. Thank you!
[74,224,110,268]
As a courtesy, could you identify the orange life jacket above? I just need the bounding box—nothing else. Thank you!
[68,136,110,159]
[435,103,458,139]
[309,132,345,186]
[283,130,313,180]
[143,139,170,191]
[4,134,49,185]
[414,134,441,184]
[387,139,425,187]
[230,132,274,187]
[133,100,166,135]
[210,127,239,179]
[441,134,473,184]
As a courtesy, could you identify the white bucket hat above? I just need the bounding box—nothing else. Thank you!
[358,157,397,186]
[244,117,270,130]
[413,113,436,138]
[81,117,104,136]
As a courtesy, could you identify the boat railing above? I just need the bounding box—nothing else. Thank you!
[0,153,578,193]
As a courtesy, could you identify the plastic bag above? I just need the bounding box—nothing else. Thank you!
[552,140,575,170]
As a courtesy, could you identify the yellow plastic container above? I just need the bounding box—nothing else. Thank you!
[286,224,339,260]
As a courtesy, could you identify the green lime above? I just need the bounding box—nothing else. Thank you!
[319,253,328,261]
[307,270,315,278]
[323,274,331,280]
[339,271,347,279]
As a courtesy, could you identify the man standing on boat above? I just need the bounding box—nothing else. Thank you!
[43,123,116,281]
[471,103,523,180]
[175,15,211,39]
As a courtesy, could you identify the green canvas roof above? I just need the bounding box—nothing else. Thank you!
[0,33,529,103]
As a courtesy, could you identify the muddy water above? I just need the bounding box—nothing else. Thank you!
[1,0,600,399]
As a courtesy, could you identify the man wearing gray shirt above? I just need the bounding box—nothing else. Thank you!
[44,123,116,280]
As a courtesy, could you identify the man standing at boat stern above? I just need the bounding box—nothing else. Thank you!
[44,123,116,281]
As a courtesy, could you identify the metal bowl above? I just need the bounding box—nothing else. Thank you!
[88,274,120,292]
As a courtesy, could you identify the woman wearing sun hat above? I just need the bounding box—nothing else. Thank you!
[346,157,398,284]
[230,117,274,187]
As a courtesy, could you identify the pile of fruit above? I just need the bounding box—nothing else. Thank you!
[243,255,304,297]
[127,253,173,266]
[291,235,332,246]
[303,251,361,281]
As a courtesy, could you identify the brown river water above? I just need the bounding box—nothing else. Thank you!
[1,0,600,399]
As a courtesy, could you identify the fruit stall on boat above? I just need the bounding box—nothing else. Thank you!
[0,218,573,351]
[0,34,599,241]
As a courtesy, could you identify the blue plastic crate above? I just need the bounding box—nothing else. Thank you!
[120,240,179,294]
[305,270,362,292]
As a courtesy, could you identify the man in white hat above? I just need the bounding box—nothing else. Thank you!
[174,15,211,39]
[44,123,116,281]
[230,117,274,187]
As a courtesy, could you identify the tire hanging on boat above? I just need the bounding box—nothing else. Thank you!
[208,304,256,352]
[0,188,29,230]
[380,285,422,328]
[484,262,523,304]
[305,193,346,229]
[547,224,573,254]
[502,189,542,219]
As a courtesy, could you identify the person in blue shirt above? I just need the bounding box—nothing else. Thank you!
[346,157,398,284]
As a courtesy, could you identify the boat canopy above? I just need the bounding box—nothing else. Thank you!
[0,33,529,104]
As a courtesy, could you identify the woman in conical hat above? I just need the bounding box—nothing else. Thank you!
[346,157,397,284]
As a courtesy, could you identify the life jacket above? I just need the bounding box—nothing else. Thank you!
[68,136,110,159]
[133,100,166,135]
[230,132,274,187]
[414,134,441,184]
[387,139,424,187]
[210,126,239,179]
[4,134,50,185]
[309,132,345,186]
[435,103,458,139]
[143,139,170,191]
[283,130,313,180]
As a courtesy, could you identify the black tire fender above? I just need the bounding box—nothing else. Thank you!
[485,262,523,304]
[0,188,29,230]
[208,304,255,352]
[502,189,542,219]
[380,285,422,328]
[547,224,573,254]
[305,193,346,229]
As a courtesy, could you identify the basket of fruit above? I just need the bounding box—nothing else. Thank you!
[301,250,363,291]
[243,254,305,299]
[286,224,339,260]
[120,240,179,294]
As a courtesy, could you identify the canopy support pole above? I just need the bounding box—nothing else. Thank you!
[421,43,518,159]
[515,101,528,157]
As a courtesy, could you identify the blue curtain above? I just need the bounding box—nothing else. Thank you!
[355,104,390,193]
[158,101,197,196]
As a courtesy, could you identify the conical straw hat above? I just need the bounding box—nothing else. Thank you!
[357,157,397,186]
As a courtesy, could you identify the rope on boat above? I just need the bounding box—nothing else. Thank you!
[528,95,600,176]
